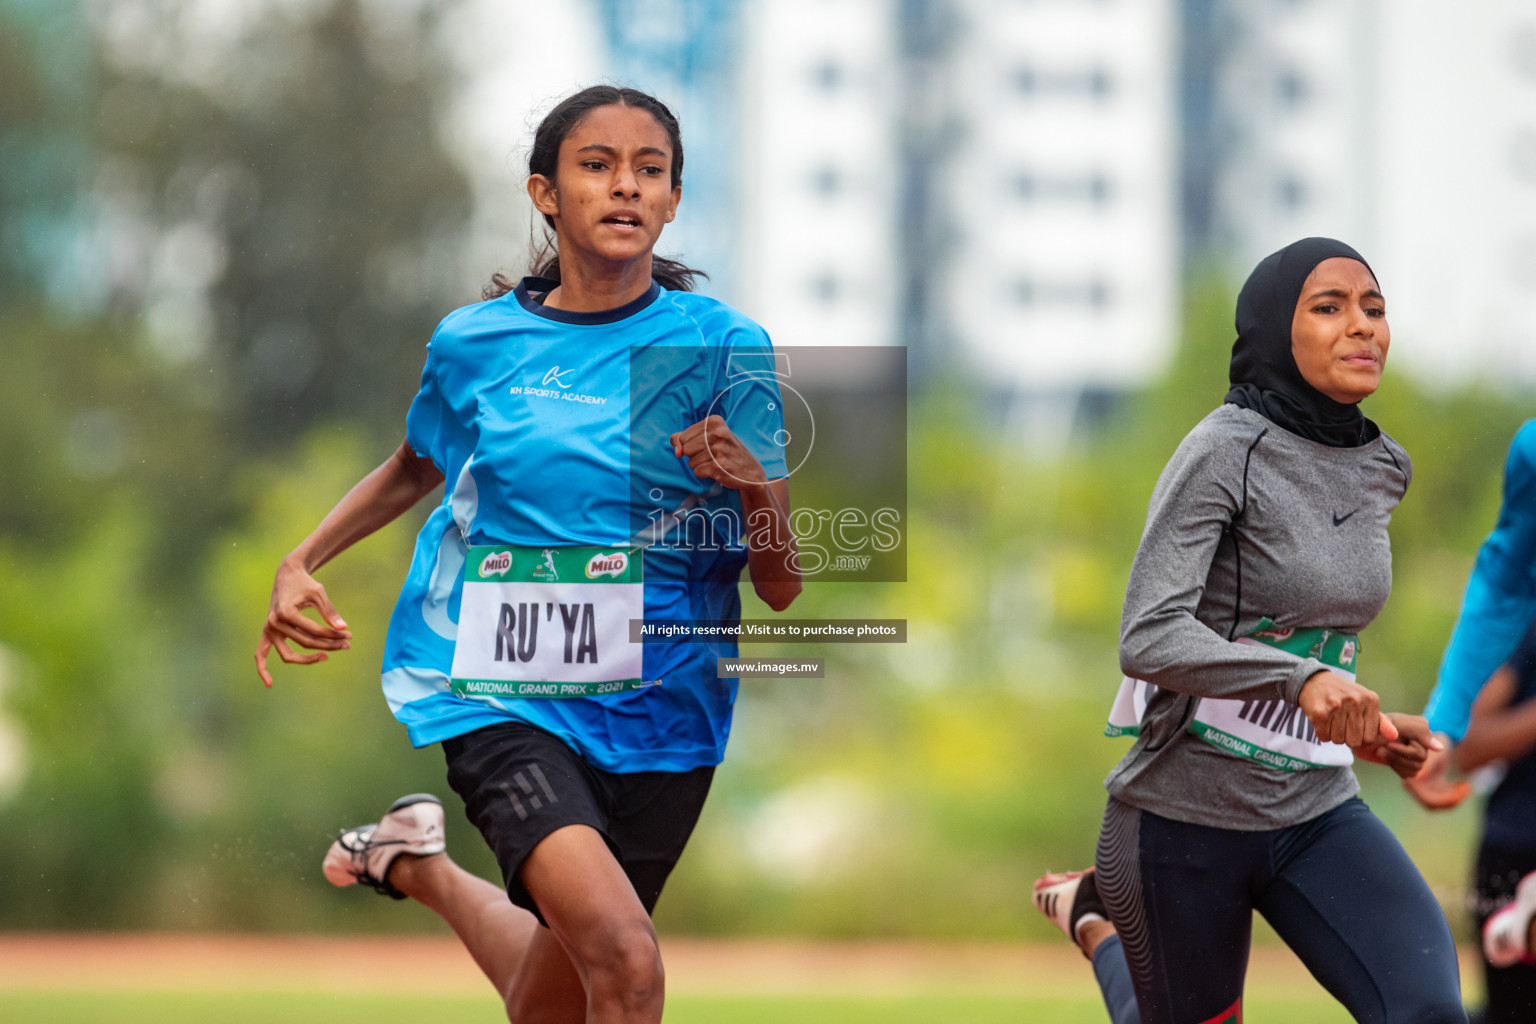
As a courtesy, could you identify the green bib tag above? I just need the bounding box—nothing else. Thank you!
[1241,618,1359,677]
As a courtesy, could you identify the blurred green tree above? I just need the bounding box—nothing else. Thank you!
[0,0,474,928]
[89,0,472,454]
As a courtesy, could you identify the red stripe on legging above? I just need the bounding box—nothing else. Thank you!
[1195,998,1242,1024]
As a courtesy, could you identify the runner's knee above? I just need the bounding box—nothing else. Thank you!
[579,920,663,1008]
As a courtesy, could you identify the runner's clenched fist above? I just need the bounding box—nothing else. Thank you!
[1299,670,1399,747]
[670,414,767,490]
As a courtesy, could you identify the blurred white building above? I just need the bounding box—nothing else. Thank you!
[737,0,900,351]
[1182,0,1378,269]
[739,0,1185,394]
[446,0,1180,397]
[1376,0,1536,385]
[448,0,1536,391]
[1183,0,1536,386]
[944,0,1179,392]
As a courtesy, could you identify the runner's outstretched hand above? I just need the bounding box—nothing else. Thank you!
[1299,670,1399,747]
[251,439,442,687]
[671,415,767,490]
[1353,712,1441,780]
[1402,738,1473,810]
[255,557,352,687]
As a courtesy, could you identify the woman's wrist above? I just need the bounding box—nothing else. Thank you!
[738,478,773,502]
[1286,659,1329,704]
[283,546,319,577]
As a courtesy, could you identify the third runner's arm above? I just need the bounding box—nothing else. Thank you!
[1422,420,1536,742]
[1354,712,1442,778]
[1453,665,1536,772]
[1406,422,1536,808]
[255,440,445,686]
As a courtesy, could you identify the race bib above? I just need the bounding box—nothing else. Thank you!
[1105,619,1359,772]
[449,545,648,699]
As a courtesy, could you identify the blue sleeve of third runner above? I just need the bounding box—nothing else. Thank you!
[1425,419,1536,740]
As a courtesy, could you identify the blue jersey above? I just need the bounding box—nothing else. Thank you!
[1425,420,1536,740]
[380,278,787,772]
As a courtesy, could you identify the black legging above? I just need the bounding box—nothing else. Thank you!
[1094,796,1466,1024]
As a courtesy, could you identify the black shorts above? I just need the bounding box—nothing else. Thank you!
[442,722,714,927]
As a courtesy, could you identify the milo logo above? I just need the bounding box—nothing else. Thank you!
[479,551,513,578]
[586,552,629,579]
[1254,626,1294,642]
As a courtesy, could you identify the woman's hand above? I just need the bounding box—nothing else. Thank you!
[255,556,352,687]
[670,415,767,490]
[1402,738,1473,810]
[250,439,443,688]
[1353,712,1442,780]
[1298,670,1399,747]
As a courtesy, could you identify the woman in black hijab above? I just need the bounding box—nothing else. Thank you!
[1033,239,1466,1024]
[1225,236,1383,447]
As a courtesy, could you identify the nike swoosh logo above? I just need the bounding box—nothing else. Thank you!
[1332,509,1359,527]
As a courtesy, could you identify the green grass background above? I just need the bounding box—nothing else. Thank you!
[0,991,1358,1024]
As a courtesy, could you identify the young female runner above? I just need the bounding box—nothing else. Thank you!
[1035,238,1464,1024]
[254,85,800,1024]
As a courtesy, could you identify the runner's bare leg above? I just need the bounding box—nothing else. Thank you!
[392,825,662,1023]
[519,824,665,1024]
[390,853,586,1020]
[1079,919,1116,958]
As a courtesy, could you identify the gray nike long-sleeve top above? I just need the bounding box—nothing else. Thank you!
[1104,403,1412,830]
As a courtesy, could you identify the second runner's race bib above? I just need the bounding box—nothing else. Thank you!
[450,545,648,699]
[1105,619,1359,772]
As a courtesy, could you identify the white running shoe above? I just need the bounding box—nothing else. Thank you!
[1033,868,1108,958]
[322,793,445,900]
[1485,869,1536,968]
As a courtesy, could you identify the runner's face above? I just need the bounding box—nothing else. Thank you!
[1290,257,1390,405]
[532,105,681,267]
